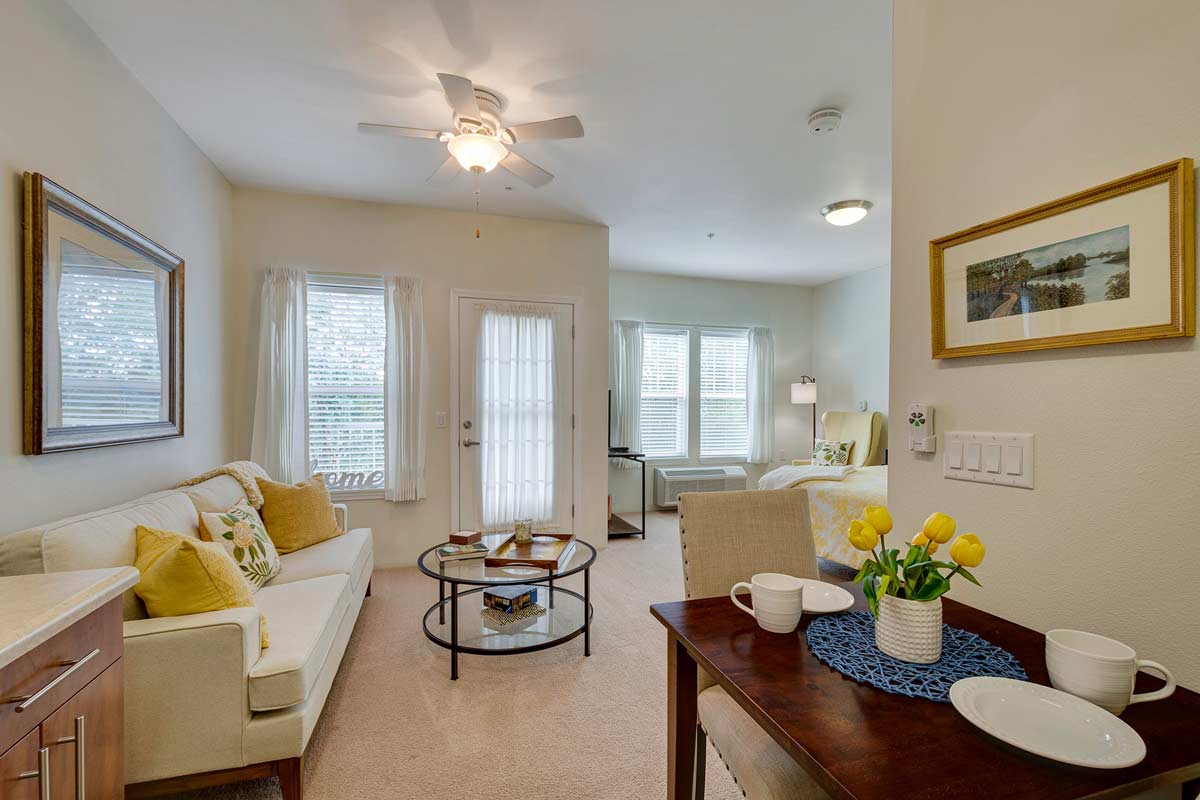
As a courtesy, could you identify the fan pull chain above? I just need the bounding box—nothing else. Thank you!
[474,170,481,239]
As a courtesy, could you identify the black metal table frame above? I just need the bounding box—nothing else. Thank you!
[416,540,597,680]
[608,451,646,538]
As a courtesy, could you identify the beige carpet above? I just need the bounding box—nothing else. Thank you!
[163,511,744,799]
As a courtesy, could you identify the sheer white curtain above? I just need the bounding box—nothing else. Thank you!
[476,304,558,531]
[608,320,643,467]
[384,275,427,502]
[747,326,774,464]
[251,267,309,483]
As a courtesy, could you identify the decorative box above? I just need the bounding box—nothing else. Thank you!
[449,530,481,545]
[483,584,538,614]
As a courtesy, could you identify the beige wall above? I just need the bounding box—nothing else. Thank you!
[0,0,234,532]
[230,189,609,566]
[607,271,814,512]
[813,265,890,451]
[893,0,1200,688]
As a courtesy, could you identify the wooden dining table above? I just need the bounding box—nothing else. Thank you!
[651,581,1200,800]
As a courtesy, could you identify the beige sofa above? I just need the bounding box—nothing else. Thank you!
[0,473,373,799]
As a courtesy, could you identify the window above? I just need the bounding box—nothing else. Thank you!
[639,327,689,458]
[700,329,749,458]
[306,279,386,489]
[57,246,165,426]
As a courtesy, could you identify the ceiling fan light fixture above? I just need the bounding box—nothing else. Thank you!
[820,199,873,226]
[447,133,508,173]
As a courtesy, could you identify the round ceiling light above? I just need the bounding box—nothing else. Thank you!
[820,199,873,226]
[447,133,508,173]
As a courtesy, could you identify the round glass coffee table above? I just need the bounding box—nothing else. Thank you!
[416,534,596,680]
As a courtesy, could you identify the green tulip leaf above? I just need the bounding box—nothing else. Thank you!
[913,573,950,601]
[956,567,983,586]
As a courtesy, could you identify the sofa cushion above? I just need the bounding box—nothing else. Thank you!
[184,475,250,514]
[39,492,202,620]
[249,574,350,711]
[267,528,372,594]
[256,476,342,554]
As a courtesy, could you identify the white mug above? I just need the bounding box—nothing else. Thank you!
[730,573,805,634]
[1045,629,1176,715]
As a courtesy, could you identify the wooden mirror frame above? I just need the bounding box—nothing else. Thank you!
[23,173,184,454]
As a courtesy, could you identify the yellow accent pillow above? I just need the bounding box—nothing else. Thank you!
[133,526,269,648]
[255,475,343,555]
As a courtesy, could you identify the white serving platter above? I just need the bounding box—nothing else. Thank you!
[949,677,1146,769]
[796,579,855,614]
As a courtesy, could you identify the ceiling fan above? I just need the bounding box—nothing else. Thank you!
[359,73,584,188]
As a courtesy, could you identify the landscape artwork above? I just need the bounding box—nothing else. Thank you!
[966,226,1130,322]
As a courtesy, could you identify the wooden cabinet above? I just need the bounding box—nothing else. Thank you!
[0,598,124,800]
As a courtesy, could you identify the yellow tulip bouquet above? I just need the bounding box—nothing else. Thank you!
[848,506,986,617]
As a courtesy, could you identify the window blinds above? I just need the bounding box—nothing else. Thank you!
[700,329,749,459]
[57,264,163,426]
[639,327,689,458]
[306,282,386,477]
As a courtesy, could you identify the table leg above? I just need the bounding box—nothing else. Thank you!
[666,635,698,800]
[584,566,591,657]
[450,581,459,680]
[641,457,647,539]
[549,569,556,609]
[438,576,445,625]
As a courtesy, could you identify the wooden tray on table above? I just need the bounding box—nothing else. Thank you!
[484,532,576,569]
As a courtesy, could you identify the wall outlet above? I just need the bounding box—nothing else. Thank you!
[857,400,868,411]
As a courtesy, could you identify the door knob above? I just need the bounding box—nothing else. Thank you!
[462,438,481,447]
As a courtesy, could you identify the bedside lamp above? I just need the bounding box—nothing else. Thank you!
[791,377,817,455]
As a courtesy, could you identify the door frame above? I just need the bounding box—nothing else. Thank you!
[449,288,581,534]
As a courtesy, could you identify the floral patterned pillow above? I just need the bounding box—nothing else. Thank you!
[199,499,281,591]
[812,439,852,466]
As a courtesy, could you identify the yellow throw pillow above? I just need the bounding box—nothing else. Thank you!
[133,526,269,648]
[256,475,343,554]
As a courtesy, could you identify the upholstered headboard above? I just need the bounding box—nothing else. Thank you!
[821,410,885,467]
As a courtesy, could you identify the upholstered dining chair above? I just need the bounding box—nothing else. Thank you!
[677,488,831,800]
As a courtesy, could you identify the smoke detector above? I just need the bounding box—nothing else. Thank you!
[807,108,843,135]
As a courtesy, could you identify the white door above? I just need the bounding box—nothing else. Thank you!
[456,296,574,533]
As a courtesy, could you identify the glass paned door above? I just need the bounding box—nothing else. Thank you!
[457,297,573,533]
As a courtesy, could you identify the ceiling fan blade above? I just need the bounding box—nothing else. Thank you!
[504,116,584,143]
[437,73,481,123]
[427,155,461,184]
[358,123,445,140]
[499,151,553,188]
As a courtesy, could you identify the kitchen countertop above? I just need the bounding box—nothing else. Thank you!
[0,567,139,668]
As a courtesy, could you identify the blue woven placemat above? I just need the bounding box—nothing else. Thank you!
[805,611,1027,703]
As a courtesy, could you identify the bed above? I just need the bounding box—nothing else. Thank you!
[800,465,887,569]
[758,410,888,569]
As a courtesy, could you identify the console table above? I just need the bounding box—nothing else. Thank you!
[607,449,646,538]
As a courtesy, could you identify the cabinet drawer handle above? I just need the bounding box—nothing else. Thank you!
[17,746,51,800]
[3,648,100,713]
[75,715,86,800]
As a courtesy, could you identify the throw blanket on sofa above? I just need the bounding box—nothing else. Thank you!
[177,461,271,509]
[757,464,856,490]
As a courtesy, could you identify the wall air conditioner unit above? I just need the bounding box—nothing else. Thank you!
[654,466,748,508]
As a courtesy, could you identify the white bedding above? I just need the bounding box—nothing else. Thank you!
[757,464,856,490]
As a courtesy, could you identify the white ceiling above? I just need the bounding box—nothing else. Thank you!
[68,0,891,285]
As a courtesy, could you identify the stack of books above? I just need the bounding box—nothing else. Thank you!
[483,585,539,614]
[434,541,489,562]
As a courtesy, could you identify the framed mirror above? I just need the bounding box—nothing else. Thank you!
[23,173,184,454]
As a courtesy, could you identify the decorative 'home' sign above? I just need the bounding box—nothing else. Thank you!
[930,159,1194,358]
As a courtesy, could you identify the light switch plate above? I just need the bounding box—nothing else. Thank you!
[435,411,448,429]
[942,431,1034,489]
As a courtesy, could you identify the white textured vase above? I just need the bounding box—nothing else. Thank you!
[875,594,943,664]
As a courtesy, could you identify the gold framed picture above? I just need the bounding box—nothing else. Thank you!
[930,158,1194,359]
